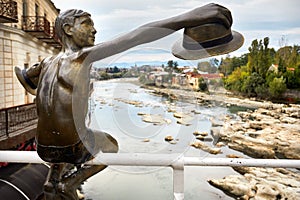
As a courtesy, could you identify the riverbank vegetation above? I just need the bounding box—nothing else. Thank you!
[93,66,140,80]
[94,37,300,103]
[219,37,300,101]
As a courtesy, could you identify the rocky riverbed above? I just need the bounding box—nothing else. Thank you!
[147,86,300,200]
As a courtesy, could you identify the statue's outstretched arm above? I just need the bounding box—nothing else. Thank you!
[84,3,232,63]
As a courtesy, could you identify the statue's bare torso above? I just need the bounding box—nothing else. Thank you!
[36,52,91,147]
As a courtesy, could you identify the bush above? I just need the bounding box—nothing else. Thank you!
[241,72,265,97]
[198,77,208,91]
[269,76,287,98]
[255,84,269,99]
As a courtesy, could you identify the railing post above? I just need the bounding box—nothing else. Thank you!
[172,156,184,200]
[5,109,8,137]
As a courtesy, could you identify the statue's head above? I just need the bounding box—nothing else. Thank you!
[55,9,96,48]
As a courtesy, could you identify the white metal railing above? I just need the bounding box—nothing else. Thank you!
[1,151,300,200]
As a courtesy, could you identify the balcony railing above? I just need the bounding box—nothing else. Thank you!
[0,103,37,138]
[22,16,61,49]
[0,0,18,23]
[22,16,51,38]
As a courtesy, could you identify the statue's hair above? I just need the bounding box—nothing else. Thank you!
[55,9,90,45]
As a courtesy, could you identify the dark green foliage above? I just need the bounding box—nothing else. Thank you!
[283,70,300,89]
[241,72,265,96]
[167,60,180,72]
[198,77,208,91]
[219,54,248,76]
[247,37,273,78]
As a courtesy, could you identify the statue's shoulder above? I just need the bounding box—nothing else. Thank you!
[39,56,57,72]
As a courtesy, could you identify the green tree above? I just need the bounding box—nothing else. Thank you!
[219,56,232,76]
[173,61,179,73]
[224,66,249,92]
[275,45,300,89]
[232,54,248,70]
[283,70,299,89]
[255,84,269,99]
[166,60,180,72]
[278,57,287,74]
[275,46,299,69]
[219,54,248,76]
[247,37,273,78]
[241,72,265,97]
[113,66,120,73]
[167,60,174,68]
[198,77,208,91]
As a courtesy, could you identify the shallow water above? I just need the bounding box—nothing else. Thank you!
[82,79,241,200]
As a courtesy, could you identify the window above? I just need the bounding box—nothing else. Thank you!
[35,4,39,17]
[22,0,27,24]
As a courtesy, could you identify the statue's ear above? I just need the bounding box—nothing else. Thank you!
[63,24,73,36]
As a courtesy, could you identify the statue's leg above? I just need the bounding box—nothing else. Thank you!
[61,130,119,187]
[62,164,107,189]
[44,163,69,200]
[43,163,85,200]
[57,130,119,199]
[42,130,119,199]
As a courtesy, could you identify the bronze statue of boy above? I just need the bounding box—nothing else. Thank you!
[15,3,242,199]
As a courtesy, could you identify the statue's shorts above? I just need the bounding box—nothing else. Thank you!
[37,130,118,164]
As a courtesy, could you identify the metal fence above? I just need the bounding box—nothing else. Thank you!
[0,103,37,138]
[22,16,51,34]
[1,151,300,200]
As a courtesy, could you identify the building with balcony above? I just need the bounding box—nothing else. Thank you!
[0,2,61,197]
[0,0,61,109]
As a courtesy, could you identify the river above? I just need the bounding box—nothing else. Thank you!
[82,78,244,200]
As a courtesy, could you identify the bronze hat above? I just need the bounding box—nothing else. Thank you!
[172,23,244,60]
[14,66,37,95]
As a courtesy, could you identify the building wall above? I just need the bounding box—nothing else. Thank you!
[0,0,60,109]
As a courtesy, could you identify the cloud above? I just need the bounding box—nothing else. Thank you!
[52,0,300,60]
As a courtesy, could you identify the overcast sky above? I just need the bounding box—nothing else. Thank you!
[51,0,300,66]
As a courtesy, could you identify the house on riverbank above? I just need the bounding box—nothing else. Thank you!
[143,68,222,91]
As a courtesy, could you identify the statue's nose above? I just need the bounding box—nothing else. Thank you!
[92,27,97,34]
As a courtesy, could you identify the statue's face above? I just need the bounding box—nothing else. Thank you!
[71,15,97,48]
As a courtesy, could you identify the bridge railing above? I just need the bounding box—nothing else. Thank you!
[0,103,37,138]
[0,151,300,200]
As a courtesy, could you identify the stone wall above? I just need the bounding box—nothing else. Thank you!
[0,24,58,109]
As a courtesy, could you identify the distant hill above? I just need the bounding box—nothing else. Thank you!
[93,60,200,68]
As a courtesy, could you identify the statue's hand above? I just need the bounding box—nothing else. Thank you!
[184,3,233,29]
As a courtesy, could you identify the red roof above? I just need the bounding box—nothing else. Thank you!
[185,72,222,79]
[186,72,201,78]
[200,74,222,79]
